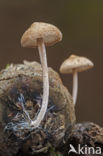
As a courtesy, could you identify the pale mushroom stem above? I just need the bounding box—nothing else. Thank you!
[31,38,49,128]
[72,70,78,105]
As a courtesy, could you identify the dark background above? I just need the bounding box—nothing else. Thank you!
[0,0,102,125]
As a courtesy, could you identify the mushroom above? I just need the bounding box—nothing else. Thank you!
[21,22,62,128]
[60,55,94,105]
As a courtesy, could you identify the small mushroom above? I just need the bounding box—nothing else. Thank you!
[60,55,94,105]
[21,22,62,128]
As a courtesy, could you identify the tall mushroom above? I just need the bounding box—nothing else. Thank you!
[21,22,62,128]
[60,55,94,105]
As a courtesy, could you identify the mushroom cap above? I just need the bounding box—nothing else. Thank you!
[21,22,62,48]
[60,55,94,74]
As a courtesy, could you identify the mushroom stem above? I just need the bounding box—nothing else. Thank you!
[72,71,78,105]
[31,38,49,128]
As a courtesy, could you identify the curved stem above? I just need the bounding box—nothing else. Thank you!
[31,38,49,128]
[72,71,78,105]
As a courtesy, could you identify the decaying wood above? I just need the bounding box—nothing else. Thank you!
[0,61,76,156]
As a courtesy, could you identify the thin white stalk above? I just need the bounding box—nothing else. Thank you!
[31,38,49,128]
[72,71,78,105]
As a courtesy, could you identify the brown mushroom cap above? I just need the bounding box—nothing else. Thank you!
[21,22,62,48]
[60,55,94,74]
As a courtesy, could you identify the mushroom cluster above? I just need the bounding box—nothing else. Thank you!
[0,22,95,155]
[21,22,94,130]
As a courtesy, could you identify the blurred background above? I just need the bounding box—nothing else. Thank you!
[0,0,103,125]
